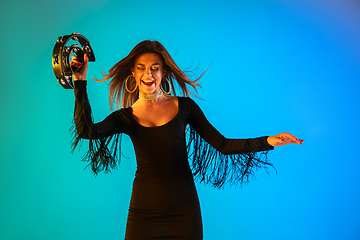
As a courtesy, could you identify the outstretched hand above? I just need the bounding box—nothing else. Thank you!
[267,132,304,147]
[70,53,89,81]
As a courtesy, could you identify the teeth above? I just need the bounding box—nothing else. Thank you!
[143,80,154,83]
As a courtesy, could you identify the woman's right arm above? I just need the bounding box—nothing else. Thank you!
[73,81,123,139]
[71,54,123,140]
[70,55,124,174]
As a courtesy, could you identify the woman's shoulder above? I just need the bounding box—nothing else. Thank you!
[178,96,195,103]
[177,97,203,116]
[178,96,198,107]
[112,107,133,119]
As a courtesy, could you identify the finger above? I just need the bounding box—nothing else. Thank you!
[70,58,80,65]
[281,133,300,144]
[291,135,303,144]
[288,137,304,144]
[71,55,79,61]
[275,137,287,145]
[82,53,89,67]
[70,61,83,67]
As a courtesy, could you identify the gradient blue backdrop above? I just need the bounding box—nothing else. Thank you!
[1,0,359,239]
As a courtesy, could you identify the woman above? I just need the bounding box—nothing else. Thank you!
[70,40,303,239]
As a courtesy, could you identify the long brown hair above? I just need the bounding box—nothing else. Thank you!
[97,40,204,110]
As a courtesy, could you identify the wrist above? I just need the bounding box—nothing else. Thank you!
[267,136,275,147]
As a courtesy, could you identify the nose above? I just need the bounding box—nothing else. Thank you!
[143,67,153,78]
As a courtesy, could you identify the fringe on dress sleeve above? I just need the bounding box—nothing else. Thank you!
[186,126,275,189]
[70,81,122,175]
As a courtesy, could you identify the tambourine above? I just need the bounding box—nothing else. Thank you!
[52,32,95,89]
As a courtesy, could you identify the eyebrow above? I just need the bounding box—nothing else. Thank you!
[137,63,160,66]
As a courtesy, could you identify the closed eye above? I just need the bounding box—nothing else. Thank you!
[136,63,160,71]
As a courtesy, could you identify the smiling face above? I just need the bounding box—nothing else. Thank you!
[131,53,166,95]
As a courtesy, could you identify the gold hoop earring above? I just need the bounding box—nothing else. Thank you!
[160,77,171,95]
[124,75,138,93]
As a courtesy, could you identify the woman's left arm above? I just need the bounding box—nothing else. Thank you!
[187,98,274,154]
[186,98,303,188]
[188,98,303,153]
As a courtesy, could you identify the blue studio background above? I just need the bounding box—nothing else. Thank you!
[1,0,359,239]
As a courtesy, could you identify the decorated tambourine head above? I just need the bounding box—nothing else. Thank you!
[52,32,95,89]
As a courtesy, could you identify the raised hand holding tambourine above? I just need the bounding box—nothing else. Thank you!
[52,32,95,89]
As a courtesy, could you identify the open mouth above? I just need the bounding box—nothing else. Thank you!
[142,79,155,86]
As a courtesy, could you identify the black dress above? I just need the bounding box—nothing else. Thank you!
[72,81,274,239]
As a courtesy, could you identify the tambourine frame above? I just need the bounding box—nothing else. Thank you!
[52,32,95,89]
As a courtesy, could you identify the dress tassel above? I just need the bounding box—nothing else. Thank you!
[70,83,122,175]
[187,127,275,189]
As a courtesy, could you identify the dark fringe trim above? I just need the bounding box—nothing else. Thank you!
[70,86,122,175]
[186,127,276,189]
[70,121,123,175]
